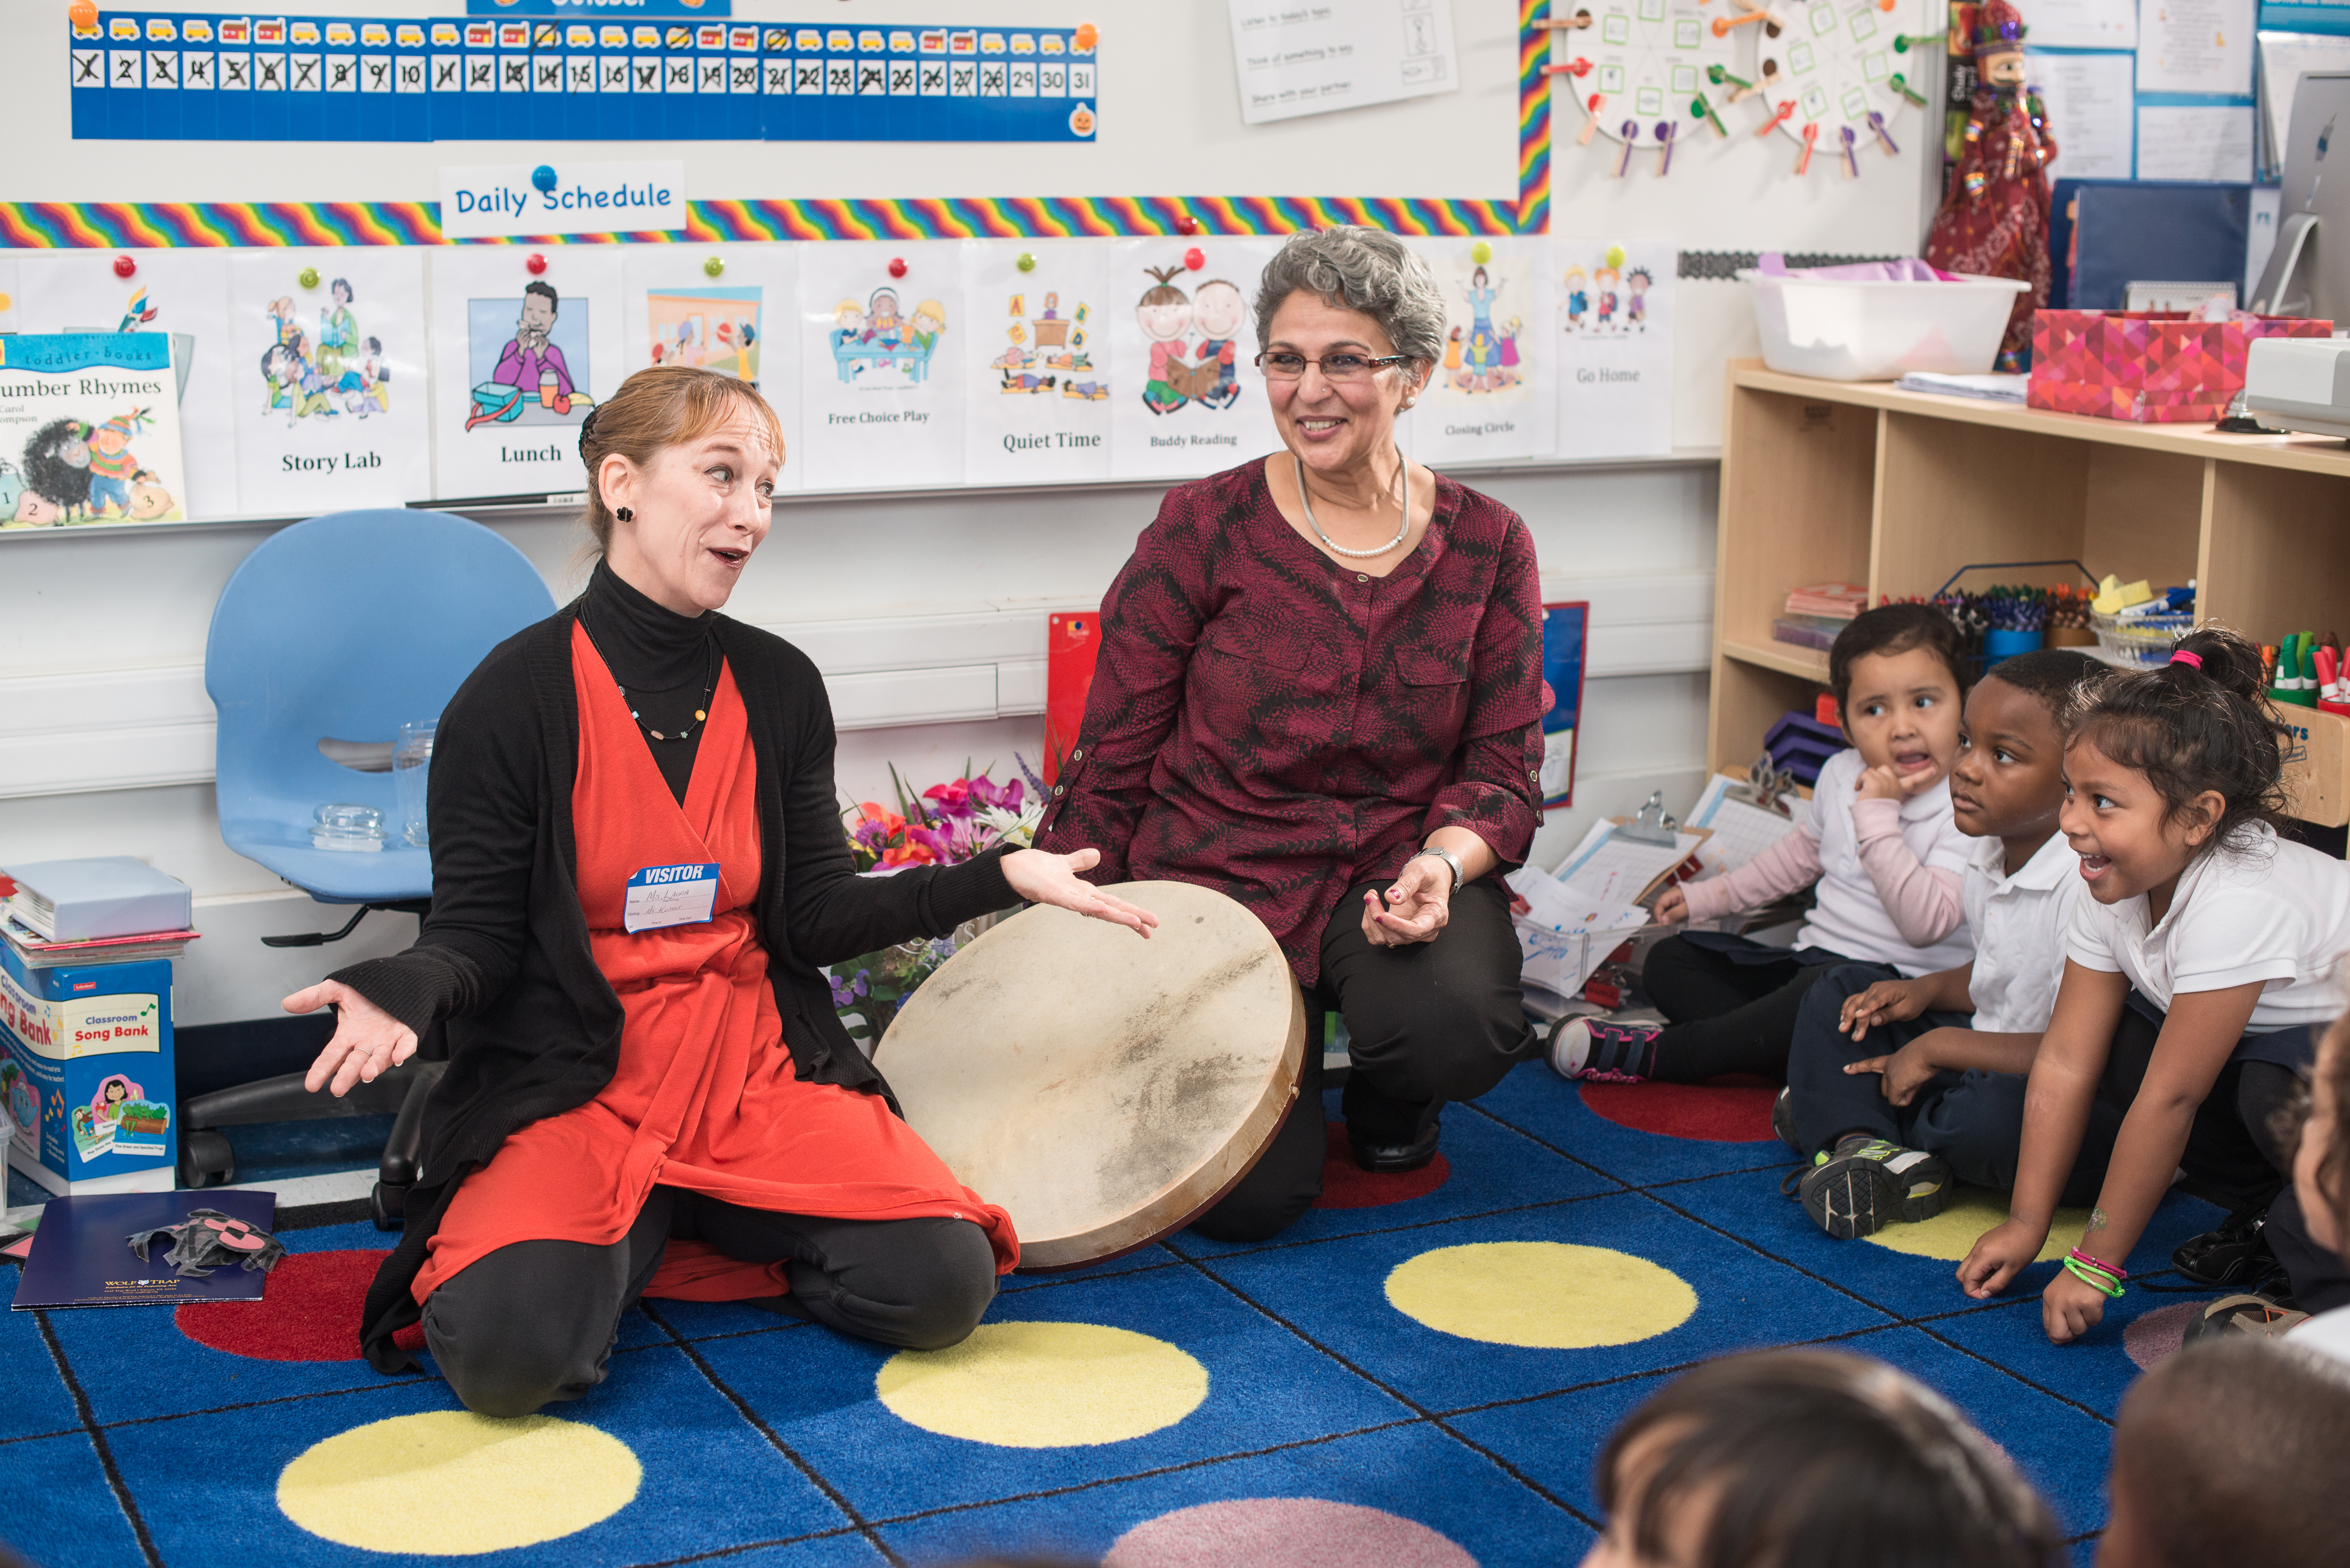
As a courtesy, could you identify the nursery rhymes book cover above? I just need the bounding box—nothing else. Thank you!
[0,334,189,528]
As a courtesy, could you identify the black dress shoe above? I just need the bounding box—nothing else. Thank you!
[2173,1203,2276,1288]
[1350,1116,1442,1173]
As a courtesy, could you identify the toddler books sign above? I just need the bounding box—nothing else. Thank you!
[0,334,189,528]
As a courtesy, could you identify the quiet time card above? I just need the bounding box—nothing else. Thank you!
[624,244,803,493]
[1399,235,1556,465]
[797,240,965,491]
[13,247,238,517]
[1555,236,1674,460]
[229,248,429,514]
[1107,237,1281,482]
[962,240,1113,485]
[429,246,626,502]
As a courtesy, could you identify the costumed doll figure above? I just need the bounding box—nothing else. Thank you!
[1923,0,2055,371]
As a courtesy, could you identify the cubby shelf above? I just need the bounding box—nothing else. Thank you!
[1710,360,2350,826]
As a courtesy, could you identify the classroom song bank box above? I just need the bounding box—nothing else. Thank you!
[0,944,175,1197]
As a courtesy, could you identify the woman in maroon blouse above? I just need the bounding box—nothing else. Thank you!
[1037,226,1547,1240]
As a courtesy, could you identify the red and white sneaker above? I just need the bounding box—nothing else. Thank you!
[1547,1018,1663,1083]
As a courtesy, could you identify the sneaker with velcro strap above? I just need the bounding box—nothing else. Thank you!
[1798,1137,1953,1241]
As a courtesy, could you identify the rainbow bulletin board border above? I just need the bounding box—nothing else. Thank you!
[3,5,1553,246]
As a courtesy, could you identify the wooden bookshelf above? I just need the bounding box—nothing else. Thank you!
[1710,361,2350,825]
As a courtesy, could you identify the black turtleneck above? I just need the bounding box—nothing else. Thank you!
[578,558,719,803]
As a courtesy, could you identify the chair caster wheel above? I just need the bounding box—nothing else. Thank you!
[178,1129,235,1189]
[371,1181,406,1232]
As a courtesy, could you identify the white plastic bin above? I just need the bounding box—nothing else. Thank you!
[1740,269,2030,381]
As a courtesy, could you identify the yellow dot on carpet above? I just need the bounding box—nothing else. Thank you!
[875,1321,1208,1447]
[1862,1184,2092,1262]
[1385,1241,1696,1348]
[277,1411,639,1554]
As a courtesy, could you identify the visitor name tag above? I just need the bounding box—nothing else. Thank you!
[623,863,720,933]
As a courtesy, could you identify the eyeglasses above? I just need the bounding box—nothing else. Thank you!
[1254,350,1413,383]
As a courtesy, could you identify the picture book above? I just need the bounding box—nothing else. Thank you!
[0,334,189,529]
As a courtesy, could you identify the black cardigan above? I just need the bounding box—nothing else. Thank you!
[332,602,1017,1370]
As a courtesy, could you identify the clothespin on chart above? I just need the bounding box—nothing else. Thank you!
[1866,109,1900,154]
[1838,125,1860,177]
[1794,120,1820,173]
[1886,72,1929,107]
[1891,33,1943,52]
[1537,8,1594,27]
[1578,92,1609,145]
[1756,98,1796,138]
[1712,4,1774,38]
[1654,119,1678,175]
[1614,121,1640,176]
[1544,56,1595,78]
[1690,92,1730,137]
[1708,63,1764,104]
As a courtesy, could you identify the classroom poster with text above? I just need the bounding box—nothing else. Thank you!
[623,244,803,493]
[1107,237,1280,481]
[1554,237,1673,460]
[962,240,1114,484]
[1400,235,1556,465]
[429,246,625,502]
[14,248,239,517]
[229,249,429,514]
[797,240,965,491]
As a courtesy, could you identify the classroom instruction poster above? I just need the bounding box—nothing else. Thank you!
[1108,237,1280,481]
[962,240,1113,485]
[623,244,803,493]
[797,240,964,491]
[1554,237,1673,460]
[230,248,428,514]
[1401,235,1555,465]
[428,246,625,502]
[13,247,238,518]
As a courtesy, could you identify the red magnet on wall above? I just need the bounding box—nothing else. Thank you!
[1182,247,1205,271]
[1174,213,1200,235]
[888,256,909,278]
[112,254,136,279]
[526,253,548,276]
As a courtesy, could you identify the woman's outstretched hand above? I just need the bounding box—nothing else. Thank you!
[1363,855,1451,947]
[286,980,418,1097]
[1002,848,1159,938]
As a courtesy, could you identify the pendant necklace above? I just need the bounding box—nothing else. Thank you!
[1296,449,1410,560]
[583,618,716,743]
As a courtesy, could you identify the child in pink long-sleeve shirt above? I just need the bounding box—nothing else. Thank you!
[1553,604,1975,1084]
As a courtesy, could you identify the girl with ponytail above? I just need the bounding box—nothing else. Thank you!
[1959,628,2350,1342]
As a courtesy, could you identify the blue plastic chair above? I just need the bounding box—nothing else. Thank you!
[194,509,554,1215]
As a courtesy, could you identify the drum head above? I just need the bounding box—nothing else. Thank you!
[877,880,1306,1271]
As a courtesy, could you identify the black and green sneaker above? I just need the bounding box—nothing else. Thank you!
[1772,1087,1800,1153]
[1798,1137,1952,1240]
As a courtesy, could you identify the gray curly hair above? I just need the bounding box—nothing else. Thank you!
[1253,226,1447,366]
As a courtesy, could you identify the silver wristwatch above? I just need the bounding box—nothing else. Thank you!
[1409,845,1464,893]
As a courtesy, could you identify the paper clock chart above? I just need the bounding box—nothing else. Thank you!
[622,244,803,494]
[1548,0,1735,170]
[1734,0,1925,171]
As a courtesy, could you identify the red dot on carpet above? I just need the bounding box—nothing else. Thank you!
[1104,1498,1473,1567]
[1579,1075,1779,1143]
[176,1248,388,1362]
[1313,1121,1450,1209]
[2124,1301,2204,1370]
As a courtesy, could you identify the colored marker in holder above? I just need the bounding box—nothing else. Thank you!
[1888,73,1929,107]
[1655,120,1678,175]
[1838,125,1859,177]
[1614,121,1640,176]
[1757,99,1795,137]
[1692,92,1729,137]
[1795,121,1819,173]
[1867,110,1900,154]
[1579,92,1609,145]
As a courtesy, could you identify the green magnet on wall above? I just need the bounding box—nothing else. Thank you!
[298,266,320,289]
[1470,240,1492,264]
[703,255,725,278]
[1017,252,1037,272]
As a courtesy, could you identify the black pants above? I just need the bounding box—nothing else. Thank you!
[423,1185,997,1418]
[1786,963,2121,1203]
[1641,932,1894,1081]
[1188,876,1537,1244]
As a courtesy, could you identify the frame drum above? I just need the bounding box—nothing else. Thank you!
[875,881,1306,1270]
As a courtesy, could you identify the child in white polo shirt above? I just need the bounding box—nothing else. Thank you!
[1959,629,2350,1345]
[1779,650,2113,1239]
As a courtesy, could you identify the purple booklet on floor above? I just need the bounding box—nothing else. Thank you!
[11,1190,277,1310]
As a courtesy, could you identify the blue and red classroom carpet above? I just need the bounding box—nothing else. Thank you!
[5,1063,2228,1568]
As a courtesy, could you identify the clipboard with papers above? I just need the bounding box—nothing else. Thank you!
[1551,816,1712,908]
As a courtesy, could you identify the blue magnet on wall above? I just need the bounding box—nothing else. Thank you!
[531,164,558,195]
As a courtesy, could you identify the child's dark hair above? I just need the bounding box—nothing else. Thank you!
[2068,626,2290,850]
[2111,1337,2350,1568]
[2279,1012,2350,1248]
[1828,602,1970,719]
[1594,1350,2062,1568]
[1979,647,2113,732]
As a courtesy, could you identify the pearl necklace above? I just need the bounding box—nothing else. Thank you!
[1296,450,1410,560]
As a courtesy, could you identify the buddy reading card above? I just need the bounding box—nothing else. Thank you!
[1107,236,1281,482]
[624,244,804,494]
[230,248,430,514]
[962,239,1114,485]
[430,246,626,502]
[12,247,237,517]
[1400,235,1558,465]
[797,240,965,491]
[0,334,190,529]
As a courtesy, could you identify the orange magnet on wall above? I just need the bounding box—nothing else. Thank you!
[69,0,98,27]
[526,253,548,276]
[112,254,136,279]
[1073,22,1098,52]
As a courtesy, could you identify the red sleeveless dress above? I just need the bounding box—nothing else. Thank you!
[413,623,1018,1305]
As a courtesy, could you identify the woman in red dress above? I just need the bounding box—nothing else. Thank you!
[288,366,1153,1415]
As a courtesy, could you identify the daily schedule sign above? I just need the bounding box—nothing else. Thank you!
[439,161,686,240]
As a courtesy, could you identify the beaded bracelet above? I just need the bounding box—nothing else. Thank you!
[2062,1257,2126,1298]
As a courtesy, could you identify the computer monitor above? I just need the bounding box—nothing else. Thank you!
[2250,72,2350,321]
